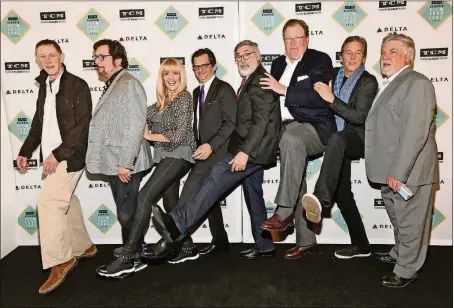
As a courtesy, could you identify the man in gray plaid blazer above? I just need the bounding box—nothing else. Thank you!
[86,40,152,269]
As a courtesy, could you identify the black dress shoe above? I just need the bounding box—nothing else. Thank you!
[381,272,416,288]
[241,248,276,260]
[141,238,175,259]
[374,252,397,264]
[151,204,182,243]
[199,243,229,255]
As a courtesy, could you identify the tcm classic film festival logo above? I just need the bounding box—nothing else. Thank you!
[1,10,30,44]
[419,1,452,30]
[8,111,31,142]
[333,1,367,33]
[251,3,285,36]
[155,5,188,40]
[18,206,38,235]
[89,204,117,234]
[77,8,110,41]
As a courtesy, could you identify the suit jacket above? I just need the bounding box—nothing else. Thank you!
[365,67,439,185]
[228,65,281,166]
[270,49,336,145]
[329,68,378,143]
[86,70,152,176]
[193,77,237,158]
[19,65,92,172]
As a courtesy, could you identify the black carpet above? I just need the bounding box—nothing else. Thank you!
[1,244,452,307]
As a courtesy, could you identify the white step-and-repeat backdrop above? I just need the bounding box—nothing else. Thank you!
[1,1,452,247]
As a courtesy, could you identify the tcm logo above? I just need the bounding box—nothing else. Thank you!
[261,54,280,65]
[336,51,341,62]
[199,7,224,19]
[374,199,385,209]
[420,48,448,60]
[5,89,34,95]
[160,57,185,65]
[197,34,226,40]
[13,159,38,170]
[119,9,145,20]
[295,2,322,15]
[438,152,443,162]
[5,62,30,73]
[377,26,407,33]
[82,60,97,71]
[379,1,407,10]
[40,11,66,23]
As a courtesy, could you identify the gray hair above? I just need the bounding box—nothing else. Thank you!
[381,32,415,67]
[234,40,260,56]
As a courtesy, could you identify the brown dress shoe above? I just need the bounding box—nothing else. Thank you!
[78,244,97,259]
[284,244,317,260]
[261,213,294,231]
[38,258,78,295]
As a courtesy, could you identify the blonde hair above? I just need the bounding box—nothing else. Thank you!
[156,58,187,111]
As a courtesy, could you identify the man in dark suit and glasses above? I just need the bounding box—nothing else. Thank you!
[149,40,281,260]
[145,48,237,263]
[259,19,337,260]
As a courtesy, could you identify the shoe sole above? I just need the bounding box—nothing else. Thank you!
[39,259,78,295]
[240,254,276,260]
[133,263,148,272]
[334,252,371,259]
[96,267,135,278]
[167,254,200,264]
[381,278,416,288]
[78,248,98,260]
[261,223,294,232]
[302,194,322,224]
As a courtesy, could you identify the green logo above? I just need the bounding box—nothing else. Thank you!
[8,111,31,142]
[332,209,349,233]
[77,8,110,42]
[333,1,368,33]
[155,5,188,40]
[419,1,452,30]
[18,205,38,235]
[127,57,150,84]
[89,204,117,234]
[215,62,227,80]
[0,10,30,44]
[265,200,276,219]
[251,2,285,36]
[431,207,446,231]
[435,105,449,129]
[306,158,322,180]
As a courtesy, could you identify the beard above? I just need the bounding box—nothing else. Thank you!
[238,64,254,77]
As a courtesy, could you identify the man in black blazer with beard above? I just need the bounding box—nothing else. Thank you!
[158,48,237,263]
[260,19,337,260]
[149,40,281,260]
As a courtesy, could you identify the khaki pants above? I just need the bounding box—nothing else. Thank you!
[37,161,92,269]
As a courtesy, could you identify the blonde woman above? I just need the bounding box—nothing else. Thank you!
[96,58,196,278]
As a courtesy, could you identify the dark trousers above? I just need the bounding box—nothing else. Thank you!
[314,130,370,250]
[171,154,274,251]
[121,158,192,256]
[179,154,229,247]
[108,171,146,246]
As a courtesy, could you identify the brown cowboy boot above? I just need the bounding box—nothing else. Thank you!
[38,258,78,295]
[78,244,97,259]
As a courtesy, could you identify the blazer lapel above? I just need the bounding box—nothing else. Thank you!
[367,67,412,120]
[237,65,263,102]
[93,70,127,116]
[201,77,218,116]
[289,60,305,86]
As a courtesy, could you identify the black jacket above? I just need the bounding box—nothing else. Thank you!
[193,77,237,156]
[329,67,378,143]
[270,49,336,145]
[19,65,92,172]
[228,65,281,166]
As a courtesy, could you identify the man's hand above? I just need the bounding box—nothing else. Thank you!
[118,167,131,183]
[229,151,248,172]
[313,81,335,103]
[193,143,212,160]
[260,73,286,95]
[16,156,29,173]
[386,176,402,193]
[43,153,59,175]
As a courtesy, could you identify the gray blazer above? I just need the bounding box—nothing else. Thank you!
[86,70,152,176]
[365,67,439,186]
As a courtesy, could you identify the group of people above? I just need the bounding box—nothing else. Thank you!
[15,18,439,295]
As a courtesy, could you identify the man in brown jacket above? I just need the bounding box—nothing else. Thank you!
[16,39,95,295]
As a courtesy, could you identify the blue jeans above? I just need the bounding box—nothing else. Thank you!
[171,154,274,251]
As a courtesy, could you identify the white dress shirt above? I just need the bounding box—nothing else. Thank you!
[371,65,410,109]
[279,56,302,120]
[196,74,216,118]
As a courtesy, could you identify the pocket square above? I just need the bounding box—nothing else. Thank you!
[297,75,309,82]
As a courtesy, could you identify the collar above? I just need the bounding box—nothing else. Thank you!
[285,55,303,66]
[105,69,123,86]
[200,74,216,89]
[46,67,64,87]
[383,65,410,85]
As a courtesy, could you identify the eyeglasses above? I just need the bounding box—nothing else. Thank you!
[235,51,255,63]
[92,54,112,61]
[284,36,306,44]
[193,63,211,72]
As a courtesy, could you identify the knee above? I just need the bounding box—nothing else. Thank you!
[279,131,304,153]
[327,133,346,150]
